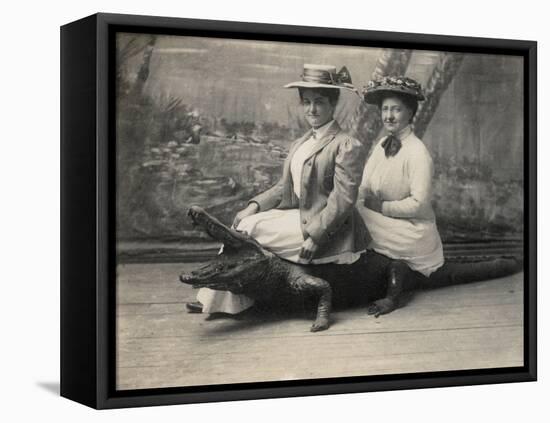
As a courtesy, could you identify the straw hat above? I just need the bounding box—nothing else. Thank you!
[284,64,356,92]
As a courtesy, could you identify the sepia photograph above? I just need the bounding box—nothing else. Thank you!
[114,31,525,391]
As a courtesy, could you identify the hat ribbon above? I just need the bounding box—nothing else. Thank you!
[301,66,352,85]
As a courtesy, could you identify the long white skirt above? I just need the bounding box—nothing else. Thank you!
[196,209,361,314]
[357,206,444,277]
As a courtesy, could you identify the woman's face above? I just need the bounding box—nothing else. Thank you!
[381,96,413,133]
[301,89,336,129]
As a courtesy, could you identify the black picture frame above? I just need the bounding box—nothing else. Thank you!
[60,12,537,409]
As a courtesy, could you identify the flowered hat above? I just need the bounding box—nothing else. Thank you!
[284,64,357,92]
[362,75,425,104]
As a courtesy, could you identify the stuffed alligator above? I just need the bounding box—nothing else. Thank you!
[180,206,522,332]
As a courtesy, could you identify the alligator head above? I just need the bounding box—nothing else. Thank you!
[179,206,277,295]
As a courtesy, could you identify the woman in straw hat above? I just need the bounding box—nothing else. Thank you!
[187,64,369,315]
[357,76,444,317]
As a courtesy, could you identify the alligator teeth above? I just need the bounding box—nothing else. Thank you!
[179,274,192,283]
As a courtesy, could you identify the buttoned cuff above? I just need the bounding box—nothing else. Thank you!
[247,200,260,212]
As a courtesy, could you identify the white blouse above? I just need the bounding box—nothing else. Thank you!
[358,126,444,276]
[290,119,335,199]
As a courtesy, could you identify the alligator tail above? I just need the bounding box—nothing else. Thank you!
[421,255,523,289]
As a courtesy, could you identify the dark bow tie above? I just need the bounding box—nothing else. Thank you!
[381,133,402,157]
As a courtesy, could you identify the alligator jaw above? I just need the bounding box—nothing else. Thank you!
[179,259,262,294]
[187,205,271,255]
[180,206,282,297]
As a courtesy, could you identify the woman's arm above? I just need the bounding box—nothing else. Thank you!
[248,134,307,212]
[249,176,285,212]
[232,202,259,228]
[381,147,434,219]
[305,137,367,245]
[232,177,284,228]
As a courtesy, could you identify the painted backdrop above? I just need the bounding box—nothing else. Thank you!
[116,34,523,247]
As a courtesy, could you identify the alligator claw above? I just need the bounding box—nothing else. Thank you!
[366,303,381,317]
[310,318,330,332]
[367,298,396,318]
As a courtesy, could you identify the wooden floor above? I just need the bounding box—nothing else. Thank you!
[116,262,524,390]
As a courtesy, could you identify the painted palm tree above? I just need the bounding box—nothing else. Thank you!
[129,35,157,99]
[413,52,465,138]
[116,34,157,98]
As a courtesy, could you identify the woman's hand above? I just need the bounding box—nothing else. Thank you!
[299,237,319,263]
[363,192,384,214]
[232,202,259,228]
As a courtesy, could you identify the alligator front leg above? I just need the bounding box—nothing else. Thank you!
[291,273,333,332]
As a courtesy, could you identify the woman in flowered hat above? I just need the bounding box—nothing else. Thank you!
[357,76,444,317]
[186,64,369,316]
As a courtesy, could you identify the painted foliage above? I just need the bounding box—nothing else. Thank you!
[116,34,523,244]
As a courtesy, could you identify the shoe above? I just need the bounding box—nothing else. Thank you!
[186,301,203,313]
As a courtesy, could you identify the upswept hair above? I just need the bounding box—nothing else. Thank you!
[298,87,340,106]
